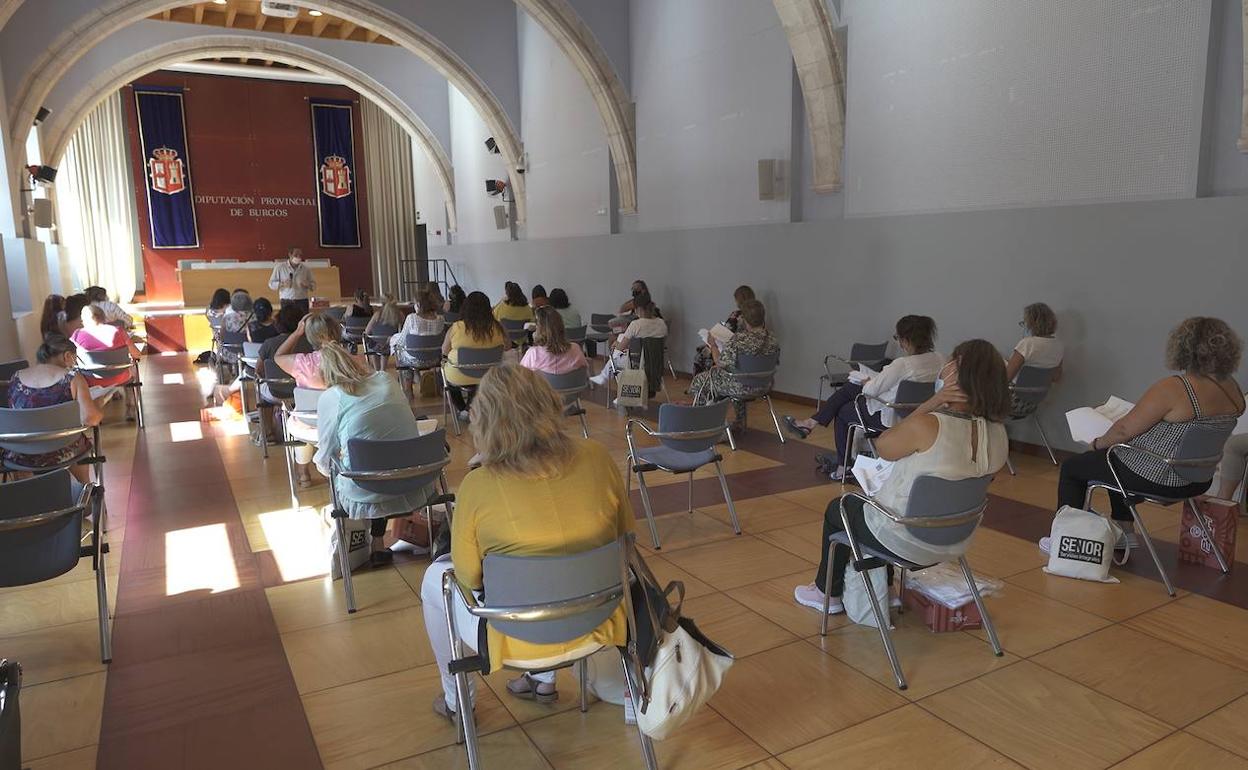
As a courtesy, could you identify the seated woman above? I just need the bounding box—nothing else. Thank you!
[364,297,404,336]
[218,290,254,366]
[39,294,65,337]
[494,281,534,325]
[392,288,446,371]
[5,334,103,485]
[442,291,507,421]
[787,316,944,473]
[445,284,466,315]
[690,299,779,428]
[248,298,279,343]
[1047,317,1244,551]
[589,292,667,386]
[313,342,434,566]
[84,285,133,330]
[548,288,581,329]
[420,364,634,715]
[1006,303,1064,414]
[346,288,374,320]
[531,284,550,309]
[71,304,143,420]
[522,306,587,375]
[61,294,89,338]
[206,288,231,323]
[794,339,1011,614]
[693,285,755,375]
[617,279,662,319]
[1214,432,1248,501]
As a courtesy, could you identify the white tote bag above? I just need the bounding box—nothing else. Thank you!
[329,515,371,579]
[636,619,733,740]
[843,566,891,627]
[1043,505,1123,583]
[615,352,648,409]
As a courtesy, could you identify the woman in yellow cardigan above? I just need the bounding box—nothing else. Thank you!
[492,281,535,323]
[421,364,635,718]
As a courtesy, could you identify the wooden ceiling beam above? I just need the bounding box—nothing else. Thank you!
[193,3,205,24]
[161,9,171,20]
[337,21,357,40]
[312,14,330,36]
[225,6,237,26]
[283,16,298,34]
[365,29,379,43]
[254,12,266,31]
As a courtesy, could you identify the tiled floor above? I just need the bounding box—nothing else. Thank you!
[7,352,1248,769]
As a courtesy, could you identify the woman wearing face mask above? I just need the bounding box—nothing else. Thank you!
[268,246,316,316]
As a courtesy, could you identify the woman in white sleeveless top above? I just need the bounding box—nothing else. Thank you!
[795,339,1011,615]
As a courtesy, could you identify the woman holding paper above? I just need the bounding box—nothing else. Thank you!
[693,285,756,375]
[1050,317,1244,551]
[794,339,1011,614]
[690,299,779,428]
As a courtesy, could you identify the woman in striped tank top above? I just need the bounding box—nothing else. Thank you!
[1054,318,1244,550]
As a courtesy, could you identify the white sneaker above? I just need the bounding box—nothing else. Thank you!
[1038,536,1051,555]
[794,583,844,614]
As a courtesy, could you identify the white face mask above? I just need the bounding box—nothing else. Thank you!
[934,360,957,393]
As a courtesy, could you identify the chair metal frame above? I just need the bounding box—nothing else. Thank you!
[441,347,504,436]
[76,349,145,429]
[1005,365,1060,474]
[0,416,107,492]
[819,487,1003,690]
[1084,442,1226,597]
[362,324,398,372]
[839,384,934,483]
[542,368,592,439]
[396,332,447,399]
[692,352,785,447]
[440,535,658,770]
[0,480,110,662]
[606,337,672,407]
[252,368,297,459]
[281,388,323,506]
[625,413,741,549]
[817,343,889,411]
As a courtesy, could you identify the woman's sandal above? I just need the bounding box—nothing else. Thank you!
[783,416,812,439]
[505,673,559,704]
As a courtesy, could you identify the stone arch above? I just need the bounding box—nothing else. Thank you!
[43,35,459,231]
[773,0,846,192]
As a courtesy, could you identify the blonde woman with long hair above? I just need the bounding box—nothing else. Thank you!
[521,306,586,375]
[312,341,435,564]
[420,364,635,718]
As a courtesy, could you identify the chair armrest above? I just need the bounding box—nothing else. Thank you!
[839,489,985,529]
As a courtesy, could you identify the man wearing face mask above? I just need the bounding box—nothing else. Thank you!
[268,247,316,316]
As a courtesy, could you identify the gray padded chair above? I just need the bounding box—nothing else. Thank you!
[626,401,742,549]
[0,658,20,769]
[0,403,99,481]
[441,346,504,436]
[500,318,529,348]
[342,315,369,346]
[1086,428,1235,597]
[697,351,785,448]
[1005,365,1059,474]
[442,311,461,325]
[820,475,1002,690]
[0,359,28,408]
[282,387,324,505]
[542,368,591,438]
[441,536,657,770]
[586,314,614,350]
[330,431,454,613]
[397,331,447,399]
[840,379,937,481]
[326,306,348,322]
[564,325,588,347]
[363,323,398,371]
[0,470,110,662]
[77,346,145,429]
[818,342,890,409]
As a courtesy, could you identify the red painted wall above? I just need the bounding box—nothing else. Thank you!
[125,71,373,303]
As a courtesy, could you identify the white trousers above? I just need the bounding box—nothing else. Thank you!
[420,556,554,710]
[597,350,628,381]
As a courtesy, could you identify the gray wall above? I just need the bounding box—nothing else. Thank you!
[434,193,1248,452]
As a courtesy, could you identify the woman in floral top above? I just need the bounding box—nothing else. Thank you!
[692,285,755,376]
[691,299,779,427]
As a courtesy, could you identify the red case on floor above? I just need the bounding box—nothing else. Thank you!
[902,590,982,632]
[1178,498,1238,570]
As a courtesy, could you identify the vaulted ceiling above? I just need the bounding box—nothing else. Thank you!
[148,1,394,46]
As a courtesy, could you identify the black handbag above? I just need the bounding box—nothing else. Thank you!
[0,659,22,770]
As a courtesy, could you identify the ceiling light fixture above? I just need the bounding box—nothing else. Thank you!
[308,9,323,15]
[212,0,226,5]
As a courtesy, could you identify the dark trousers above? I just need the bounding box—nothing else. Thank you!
[813,384,884,462]
[815,495,896,597]
[370,518,388,537]
[1058,449,1209,522]
[447,384,471,412]
[281,298,310,317]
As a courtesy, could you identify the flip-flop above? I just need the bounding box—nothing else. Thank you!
[783,416,812,439]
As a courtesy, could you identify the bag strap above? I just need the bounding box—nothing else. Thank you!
[629,544,684,629]
[1106,518,1131,566]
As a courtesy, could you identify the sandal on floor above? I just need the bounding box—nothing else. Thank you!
[432,695,460,724]
[297,476,313,489]
[783,416,811,439]
[506,673,559,704]
[369,550,394,566]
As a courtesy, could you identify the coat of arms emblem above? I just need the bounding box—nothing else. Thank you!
[148,147,186,195]
[319,154,352,199]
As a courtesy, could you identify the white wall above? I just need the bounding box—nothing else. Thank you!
[412,134,450,241]
[449,85,512,243]
[516,10,610,239]
[1206,0,1248,195]
[629,0,794,231]
[842,0,1213,216]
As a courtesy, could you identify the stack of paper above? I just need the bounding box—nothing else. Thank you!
[1065,396,1134,444]
[697,323,734,346]
[847,364,879,386]
[851,456,895,496]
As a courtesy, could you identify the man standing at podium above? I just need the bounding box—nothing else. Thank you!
[269,246,316,316]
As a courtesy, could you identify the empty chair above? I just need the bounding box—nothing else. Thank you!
[77,347,145,429]
[840,379,936,480]
[542,368,592,438]
[439,537,657,769]
[585,313,614,355]
[819,476,1002,690]
[1005,365,1059,474]
[626,401,741,549]
[818,342,889,409]
[441,346,504,436]
[564,325,587,347]
[0,470,111,662]
[329,432,454,613]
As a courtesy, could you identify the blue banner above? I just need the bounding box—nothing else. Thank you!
[310,100,361,248]
[134,87,199,249]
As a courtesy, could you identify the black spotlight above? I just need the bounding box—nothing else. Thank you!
[26,165,57,184]
[484,137,500,154]
[485,179,507,195]
[34,107,51,126]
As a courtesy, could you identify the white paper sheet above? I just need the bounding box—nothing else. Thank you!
[1065,396,1135,444]
[851,456,895,496]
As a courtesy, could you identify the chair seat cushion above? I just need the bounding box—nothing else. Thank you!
[829,531,927,570]
[633,445,718,474]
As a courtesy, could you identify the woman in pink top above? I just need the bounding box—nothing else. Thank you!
[71,304,143,419]
[521,307,587,375]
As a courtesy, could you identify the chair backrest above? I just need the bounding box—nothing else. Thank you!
[442,311,461,324]
[656,401,729,453]
[404,332,445,367]
[565,325,587,343]
[0,658,20,769]
[900,475,993,547]
[849,342,889,367]
[220,330,246,350]
[731,352,779,394]
[589,313,614,332]
[481,539,623,644]
[364,324,397,353]
[293,387,323,414]
[1012,365,1055,405]
[242,342,263,359]
[893,379,937,419]
[542,368,589,404]
[0,470,82,586]
[0,403,88,456]
[1168,423,1237,484]
[453,346,504,377]
[346,430,448,495]
[326,306,347,321]
[77,346,131,369]
[0,360,28,382]
[500,318,528,341]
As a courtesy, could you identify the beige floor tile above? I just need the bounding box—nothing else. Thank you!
[0,620,107,687]
[776,485,839,513]
[642,555,716,599]
[780,704,1021,769]
[1125,594,1248,672]
[710,640,905,754]
[962,528,1049,579]
[302,665,514,770]
[700,496,823,533]
[523,697,768,769]
[1189,695,1248,758]
[809,612,1018,700]
[988,472,1061,511]
[636,511,740,553]
[376,727,551,769]
[24,745,98,770]
[21,673,106,762]
[265,567,419,634]
[1113,732,1248,769]
[1004,566,1186,622]
[966,584,1110,657]
[36,543,124,588]
[725,571,851,637]
[921,662,1172,770]
[1033,625,1248,727]
[663,536,815,591]
[0,578,117,637]
[755,521,825,565]
[394,558,436,596]
[738,761,789,770]
[281,607,437,694]
[682,593,797,658]
[481,664,598,725]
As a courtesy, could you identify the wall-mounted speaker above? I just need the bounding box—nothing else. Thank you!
[493,205,508,230]
[34,107,51,126]
[31,198,53,228]
[758,159,776,201]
